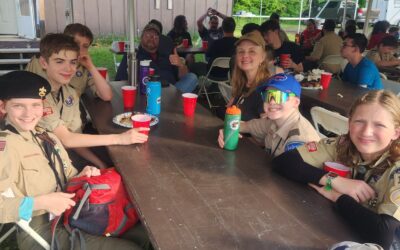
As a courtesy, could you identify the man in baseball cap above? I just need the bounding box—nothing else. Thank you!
[218,73,320,157]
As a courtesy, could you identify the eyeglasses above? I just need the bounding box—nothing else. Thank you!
[342,42,355,48]
[262,89,295,104]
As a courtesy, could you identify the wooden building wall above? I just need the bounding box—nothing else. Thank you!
[43,0,233,36]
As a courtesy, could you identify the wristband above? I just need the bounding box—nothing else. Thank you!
[325,172,338,191]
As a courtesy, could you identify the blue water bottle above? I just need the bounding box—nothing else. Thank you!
[146,75,161,115]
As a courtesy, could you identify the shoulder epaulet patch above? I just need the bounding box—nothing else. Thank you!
[0,132,9,137]
[287,128,300,138]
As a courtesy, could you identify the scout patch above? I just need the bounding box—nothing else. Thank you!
[390,188,400,206]
[306,142,317,152]
[39,86,47,98]
[0,140,5,151]
[43,107,53,116]
[65,96,74,107]
[76,70,83,77]
[285,141,304,152]
[324,138,336,145]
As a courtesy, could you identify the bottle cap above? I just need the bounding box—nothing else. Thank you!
[149,75,161,82]
[226,105,241,115]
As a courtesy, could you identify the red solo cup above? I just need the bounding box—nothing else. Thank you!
[320,72,333,89]
[182,39,189,48]
[121,86,136,110]
[118,41,125,52]
[182,93,198,116]
[131,114,151,135]
[202,40,208,50]
[323,162,351,178]
[97,67,108,79]
[279,54,290,67]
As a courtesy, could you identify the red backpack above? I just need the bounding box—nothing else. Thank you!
[63,168,139,236]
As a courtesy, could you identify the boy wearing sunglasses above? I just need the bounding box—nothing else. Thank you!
[218,73,320,157]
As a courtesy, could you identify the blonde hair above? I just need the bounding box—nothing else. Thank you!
[337,90,400,168]
[231,47,271,98]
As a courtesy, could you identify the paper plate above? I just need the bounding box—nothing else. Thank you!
[301,85,323,90]
[113,112,159,128]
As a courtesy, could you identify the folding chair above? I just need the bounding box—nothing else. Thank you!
[310,106,349,138]
[197,57,231,108]
[0,188,50,250]
[217,81,232,103]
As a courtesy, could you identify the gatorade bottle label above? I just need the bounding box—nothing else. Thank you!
[230,120,240,130]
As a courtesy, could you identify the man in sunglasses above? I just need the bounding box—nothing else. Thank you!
[218,73,320,157]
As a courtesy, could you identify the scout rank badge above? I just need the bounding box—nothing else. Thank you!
[65,95,74,107]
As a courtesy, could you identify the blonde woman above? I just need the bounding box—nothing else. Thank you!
[273,90,400,249]
[229,31,271,121]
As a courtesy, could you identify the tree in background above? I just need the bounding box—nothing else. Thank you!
[233,0,323,17]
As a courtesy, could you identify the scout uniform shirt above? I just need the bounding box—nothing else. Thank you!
[366,49,397,65]
[39,84,82,133]
[297,137,400,221]
[26,56,97,97]
[245,109,320,157]
[0,126,77,223]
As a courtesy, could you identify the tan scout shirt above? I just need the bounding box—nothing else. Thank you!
[0,126,77,223]
[245,110,320,157]
[26,56,96,97]
[310,31,343,63]
[297,137,400,220]
[366,49,397,64]
[39,85,82,133]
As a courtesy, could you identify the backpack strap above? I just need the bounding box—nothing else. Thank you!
[73,183,111,220]
[69,228,86,250]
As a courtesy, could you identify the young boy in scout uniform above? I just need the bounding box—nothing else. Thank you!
[26,23,113,101]
[218,73,320,157]
[273,90,400,249]
[0,71,149,250]
[26,33,148,170]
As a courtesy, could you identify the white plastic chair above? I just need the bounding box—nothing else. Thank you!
[197,57,231,108]
[0,188,50,250]
[310,106,349,138]
[379,72,388,80]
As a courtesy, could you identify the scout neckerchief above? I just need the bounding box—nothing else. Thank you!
[5,124,67,191]
[51,88,65,116]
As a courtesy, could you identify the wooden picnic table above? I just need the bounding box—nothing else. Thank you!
[300,78,369,116]
[300,77,400,117]
[82,81,359,250]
